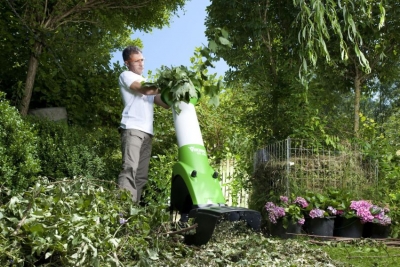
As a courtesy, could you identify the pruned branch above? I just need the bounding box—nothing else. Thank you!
[166,223,198,236]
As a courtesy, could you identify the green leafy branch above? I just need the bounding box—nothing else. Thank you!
[142,28,231,112]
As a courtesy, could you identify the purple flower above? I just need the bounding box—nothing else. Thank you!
[336,210,344,216]
[309,208,325,218]
[350,200,374,223]
[265,202,275,210]
[371,206,391,225]
[327,206,337,215]
[119,218,128,224]
[377,215,391,226]
[265,202,286,224]
[280,196,289,204]
[294,197,309,208]
[297,218,305,225]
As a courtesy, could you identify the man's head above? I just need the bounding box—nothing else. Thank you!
[122,46,145,75]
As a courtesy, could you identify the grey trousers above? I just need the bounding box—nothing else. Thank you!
[118,129,152,202]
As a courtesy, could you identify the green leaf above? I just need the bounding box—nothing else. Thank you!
[147,249,159,260]
[29,223,45,234]
[45,251,53,259]
[218,36,231,46]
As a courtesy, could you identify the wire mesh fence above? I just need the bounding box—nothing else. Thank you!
[253,138,379,198]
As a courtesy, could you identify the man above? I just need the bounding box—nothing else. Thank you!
[118,45,169,203]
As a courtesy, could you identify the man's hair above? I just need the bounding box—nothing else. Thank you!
[122,46,142,61]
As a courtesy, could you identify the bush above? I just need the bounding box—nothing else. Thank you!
[0,177,171,266]
[27,117,121,184]
[142,149,178,206]
[0,92,40,192]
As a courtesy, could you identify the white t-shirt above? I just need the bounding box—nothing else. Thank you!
[119,71,155,135]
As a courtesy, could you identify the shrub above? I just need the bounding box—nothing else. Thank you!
[28,117,120,183]
[0,92,40,192]
[141,148,178,206]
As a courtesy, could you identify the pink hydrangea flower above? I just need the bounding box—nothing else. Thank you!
[265,202,286,224]
[309,208,325,218]
[280,196,289,204]
[327,206,337,215]
[350,200,374,223]
[294,197,309,208]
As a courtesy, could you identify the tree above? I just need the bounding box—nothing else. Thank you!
[205,0,345,142]
[306,1,400,134]
[205,0,399,137]
[1,0,186,116]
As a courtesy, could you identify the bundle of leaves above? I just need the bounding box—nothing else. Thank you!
[143,64,222,113]
[146,65,200,101]
[0,177,172,266]
[142,28,232,112]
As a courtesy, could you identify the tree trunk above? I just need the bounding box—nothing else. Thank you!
[353,68,361,136]
[19,41,43,116]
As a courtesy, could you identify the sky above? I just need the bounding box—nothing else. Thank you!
[111,0,229,77]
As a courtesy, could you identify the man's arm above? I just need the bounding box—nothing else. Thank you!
[154,94,170,109]
[129,80,159,95]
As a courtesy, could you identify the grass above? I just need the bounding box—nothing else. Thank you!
[316,240,400,267]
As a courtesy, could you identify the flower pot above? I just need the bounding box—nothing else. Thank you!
[304,216,335,237]
[370,223,391,238]
[334,217,363,238]
[363,222,391,238]
[269,219,302,239]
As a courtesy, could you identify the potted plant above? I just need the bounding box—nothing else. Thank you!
[369,204,391,238]
[335,198,391,238]
[264,195,308,238]
[302,191,338,237]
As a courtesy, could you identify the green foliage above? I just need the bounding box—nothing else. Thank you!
[0,92,41,192]
[303,191,338,212]
[357,110,400,199]
[143,151,178,206]
[293,0,384,75]
[0,179,343,267]
[0,0,186,116]
[27,117,120,182]
[143,65,202,112]
[0,176,397,266]
[143,29,232,112]
[0,177,171,266]
[291,112,341,150]
[320,240,400,267]
[388,192,400,238]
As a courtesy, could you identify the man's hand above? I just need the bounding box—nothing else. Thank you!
[139,86,159,95]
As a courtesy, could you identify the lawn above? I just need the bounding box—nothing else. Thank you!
[319,239,400,267]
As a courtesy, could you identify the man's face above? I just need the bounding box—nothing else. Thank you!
[125,52,145,75]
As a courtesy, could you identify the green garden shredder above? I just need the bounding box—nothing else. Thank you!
[163,94,261,246]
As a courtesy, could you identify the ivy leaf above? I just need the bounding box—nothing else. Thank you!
[45,251,53,259]
[29,223,45,235]
[147,249,159,260]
